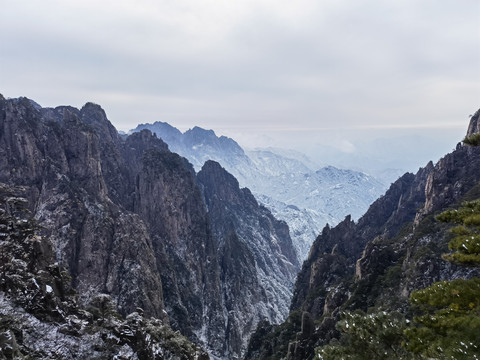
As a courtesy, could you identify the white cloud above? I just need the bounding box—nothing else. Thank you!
[0,0,478,161]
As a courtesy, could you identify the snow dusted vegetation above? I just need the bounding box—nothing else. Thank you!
[132,122,387,262]
[0,183,208,360]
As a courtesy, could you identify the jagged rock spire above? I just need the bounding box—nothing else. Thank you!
[466,108,480,137]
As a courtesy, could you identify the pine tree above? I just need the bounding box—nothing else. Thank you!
[315,311,414,360]
[436,200,480,264]
[404,199,480,358]
[463,133,480,147]
[405,278,480,359]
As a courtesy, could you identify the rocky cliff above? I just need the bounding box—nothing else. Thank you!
[0,183,208,359]
[131,122,387,264]
[0,97,164,318]
[467,108,480,137]
[198,161,299,358]
[244,109,480,360]
[0,95,298,359]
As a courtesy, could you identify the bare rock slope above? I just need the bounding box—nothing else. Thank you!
[0,95,299,359]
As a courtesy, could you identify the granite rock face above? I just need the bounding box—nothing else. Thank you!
[0,95,299,359]
[0,183,208,359]
[0,97,164,318]
[289,163,432,317]
[467,108,480,137]
[131,121,387,264]
[198,161,300,358]
[245,109,480,360]
[420,143,480,216]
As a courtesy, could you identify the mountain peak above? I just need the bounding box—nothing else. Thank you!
[198,160,242,203]
[190,126,215,134]
[78,102,120,142]
[131,122,247,170]
[184,126,218,143]
[80,102,108,123]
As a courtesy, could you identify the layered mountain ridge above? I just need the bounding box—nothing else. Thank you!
[132,122,386,261]
[4,94,477,359]
[0,95,299,359]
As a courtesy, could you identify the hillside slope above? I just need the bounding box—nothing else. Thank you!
[244,109,480,360]
[0,95,298,359]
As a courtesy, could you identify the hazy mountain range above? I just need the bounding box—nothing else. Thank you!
[2,94,479,360]
[132,122,387,260]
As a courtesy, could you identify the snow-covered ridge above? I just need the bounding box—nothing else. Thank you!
[131,122,388,262]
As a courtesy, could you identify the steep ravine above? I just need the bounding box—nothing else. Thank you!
[198,160,299,358]
[131,122,387,263]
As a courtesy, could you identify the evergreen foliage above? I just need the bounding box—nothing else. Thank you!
[315,311,415,360]
[436,200,480,264]
[404,199,480,359]
[463,133,480,147]
[314,197,480,359]
[244,310,303,360]
[405,278,480,359]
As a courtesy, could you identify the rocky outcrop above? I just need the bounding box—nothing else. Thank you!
[0,95,300,359]
[198,161,300,358]
[245,109,480,360]
[467,108,480,137]
[0,97,164,318]
[289,163,431,318]
[133,149,226,354]
[0,184,208,359]
[420,142,480,216]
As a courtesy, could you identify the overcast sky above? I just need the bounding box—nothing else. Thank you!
[1,0,479,172]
